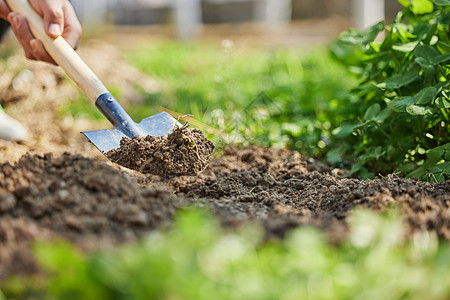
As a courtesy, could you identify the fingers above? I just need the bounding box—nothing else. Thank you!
[30,38,56,64]
[61,4,82,50]
[29,0,82,52]
[0,1,11,20]
[8,12,35,60]
[8,12,56,64]
[35,0,82,49]
[29,0,64,38]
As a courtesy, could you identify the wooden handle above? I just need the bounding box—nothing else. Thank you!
[5,0,109,102]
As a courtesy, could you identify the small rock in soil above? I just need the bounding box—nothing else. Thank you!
[106,127,214,178]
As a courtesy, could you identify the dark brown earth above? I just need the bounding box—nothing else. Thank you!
[106,127,214,177]
[170,145,449,242]
[0,152,177,278]
[0,146,449,279]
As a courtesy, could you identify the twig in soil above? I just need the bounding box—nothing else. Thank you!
[140,157,154,173]
[193,142,208,166]
[177,114,194,121]
[228,177,242,195]
[176,114,194,131]
[283,178,303,185]
[315,187,328,214]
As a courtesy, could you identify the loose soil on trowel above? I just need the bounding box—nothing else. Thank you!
[106,127,215,177]
[0,41,448,280]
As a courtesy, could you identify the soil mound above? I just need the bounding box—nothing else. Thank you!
[170,145,450,242]
[106,127,214,177]
[0,153,177,278]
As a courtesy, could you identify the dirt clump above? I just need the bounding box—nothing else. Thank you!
[0,152,178,278]
[106,127,214,177]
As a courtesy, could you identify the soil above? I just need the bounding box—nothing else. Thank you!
[170,145,449,242]
[106,126,215,177]
[1,145,448,278]
[0,152,177,278]
[0,40,448,280]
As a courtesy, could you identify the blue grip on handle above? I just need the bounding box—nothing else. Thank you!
[95,93,143,138]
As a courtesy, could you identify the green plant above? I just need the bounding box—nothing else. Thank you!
[331,0,450,181]
[1,208,450,300]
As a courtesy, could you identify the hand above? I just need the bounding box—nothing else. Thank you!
[0,0,82,65]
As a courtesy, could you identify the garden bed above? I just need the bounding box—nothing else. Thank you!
[0,141,448,279]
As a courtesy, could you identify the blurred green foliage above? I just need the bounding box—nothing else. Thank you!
[330,0,450,181]
[57,85,123,121]
[57,94,104,121]
[1,209,449,300]
[126,42,355,158]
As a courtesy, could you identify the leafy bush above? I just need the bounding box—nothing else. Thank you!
[1,209,449,300]
[331,0,450,181]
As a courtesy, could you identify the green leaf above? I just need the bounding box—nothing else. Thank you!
[364,103,381,120]
[412,23,434,41]
[414,87,438,104]
[434,0,450,5]
[350,161,363,174]
[392,41,419,52]
[383,69,420,89]
[436,81,450,90]
[399,161,419,173]
[435,97,450,108]
[326,145,349,164]
[398,0,412,7]
[333,121,368,137]
[436,41,450,53]
[395,24,417,41]
[332,123,360,137]
[415,45,440,63]
[427,143,450,160]
[440,162,450,173]
[359,146,386,160]
[387,96,415,112]
[443,91,450,99]
[407,157,440,179]
[338,21,384,47]
[411,0,434,14]
[430,172,445,182]
[432,53,450,64]
[406,104,434,115]
[415,57,437,73]
[374,108,393,121]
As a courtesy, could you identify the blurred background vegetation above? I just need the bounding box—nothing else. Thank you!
[125,42,356,157]
[2,209,450,300]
